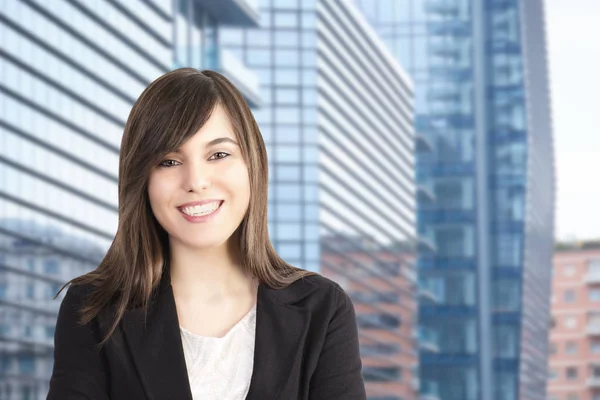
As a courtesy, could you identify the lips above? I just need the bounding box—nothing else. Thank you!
[177,200,225,212]
[177,199,224,209]
[177,201,224,223]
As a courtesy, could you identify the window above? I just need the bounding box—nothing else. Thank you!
[376,261,401,277]
[565,316,578,329]
[592,340,600,354]
[566,366,578,380]
[548,368,558,380]
[564,289,576,303]
[26,284,34,299]
[44,259,59,274]
[362,366,401,382]
[563,265,576,277]
[45,326,55,339]
[361,343,401,356]
[357,313,401,329]
[549,342,557,355]
[21,387,32,400]
[589,259,600,275]
[350,291,400,304]
[590,312,600,328]
[567,394,579,400]
[565,341,577,355]
[19,356,35,374]
[590,289,600,302]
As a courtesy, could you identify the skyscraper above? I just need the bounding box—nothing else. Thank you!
[354,1,556,399]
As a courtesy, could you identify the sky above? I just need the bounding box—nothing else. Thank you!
[546,0,600,241]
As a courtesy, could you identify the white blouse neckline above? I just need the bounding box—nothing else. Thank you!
[179,302,257,342]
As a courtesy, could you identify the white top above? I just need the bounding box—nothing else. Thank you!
[179,303,257,400]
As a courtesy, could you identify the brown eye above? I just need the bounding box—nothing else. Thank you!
[210,152,230,160]
[158,160,180,167]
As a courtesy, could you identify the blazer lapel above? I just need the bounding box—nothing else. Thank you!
[120,275,193,400]
[120,271,319,400]
[245,276,318,399]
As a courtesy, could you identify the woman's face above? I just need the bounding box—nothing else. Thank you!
[147,103,251,251]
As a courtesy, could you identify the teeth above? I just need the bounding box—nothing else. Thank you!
[181,202,221,216]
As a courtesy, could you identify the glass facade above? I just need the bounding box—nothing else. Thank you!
[0,0,258,398]
[317,1,418,398]
[220,0,320,272]
[354,1,555,400]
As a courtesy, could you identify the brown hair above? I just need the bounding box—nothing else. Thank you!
[57,68,318,346]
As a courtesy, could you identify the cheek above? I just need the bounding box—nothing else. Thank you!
[147,175,171,210]
[222,163,250,193]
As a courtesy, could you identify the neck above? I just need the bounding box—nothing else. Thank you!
[168,237,255,303]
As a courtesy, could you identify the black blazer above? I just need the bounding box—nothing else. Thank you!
[47,272,367,399]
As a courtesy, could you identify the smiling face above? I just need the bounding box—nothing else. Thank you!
[147,103,251,251]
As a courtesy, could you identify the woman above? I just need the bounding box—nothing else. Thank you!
[47,68,366,400]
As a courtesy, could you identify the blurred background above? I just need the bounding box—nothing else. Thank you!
[0,0,596,399]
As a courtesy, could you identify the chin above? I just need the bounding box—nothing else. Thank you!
[171,234,231,250]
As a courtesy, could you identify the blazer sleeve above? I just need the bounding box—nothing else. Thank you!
[47,285,110,400]
[308,286,367,400]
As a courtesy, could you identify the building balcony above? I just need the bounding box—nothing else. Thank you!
[427,20,471,36]
[210,48,262,108]
[417,184,436,203]
[429,41,461,59]
[587,377,600,388]
[421,380,441,400]
[419,330,440,353]
[417,161,475,179]
[418,209,475,224]
[427,85,462,102]
[488,39,522,55]
[419,340,440,353]
[428,66,472,81]
[425,0,460,16]
[416,133,434,153]
[418,237,437,253]
[585,274,600,284]
[418,287,439,303]
[194,0,260,27]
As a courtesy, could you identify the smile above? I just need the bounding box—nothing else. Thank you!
[177,201,224,223]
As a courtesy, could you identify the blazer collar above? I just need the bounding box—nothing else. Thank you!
[120,271,319,400]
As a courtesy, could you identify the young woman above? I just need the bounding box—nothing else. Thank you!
[47,68,366,400]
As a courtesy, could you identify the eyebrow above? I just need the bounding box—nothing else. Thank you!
[205,137,239,147]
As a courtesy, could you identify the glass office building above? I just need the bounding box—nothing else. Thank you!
[354,1,555,400]
[0,0,258,398]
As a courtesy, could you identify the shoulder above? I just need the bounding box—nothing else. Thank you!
[281,273,352,310]
[55,282,103,328]
[299,273,347,296]
[60,282,96,307]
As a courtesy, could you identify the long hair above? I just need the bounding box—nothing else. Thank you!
[57,68,318,346]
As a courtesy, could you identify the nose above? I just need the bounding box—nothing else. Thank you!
[184,162,212,192]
